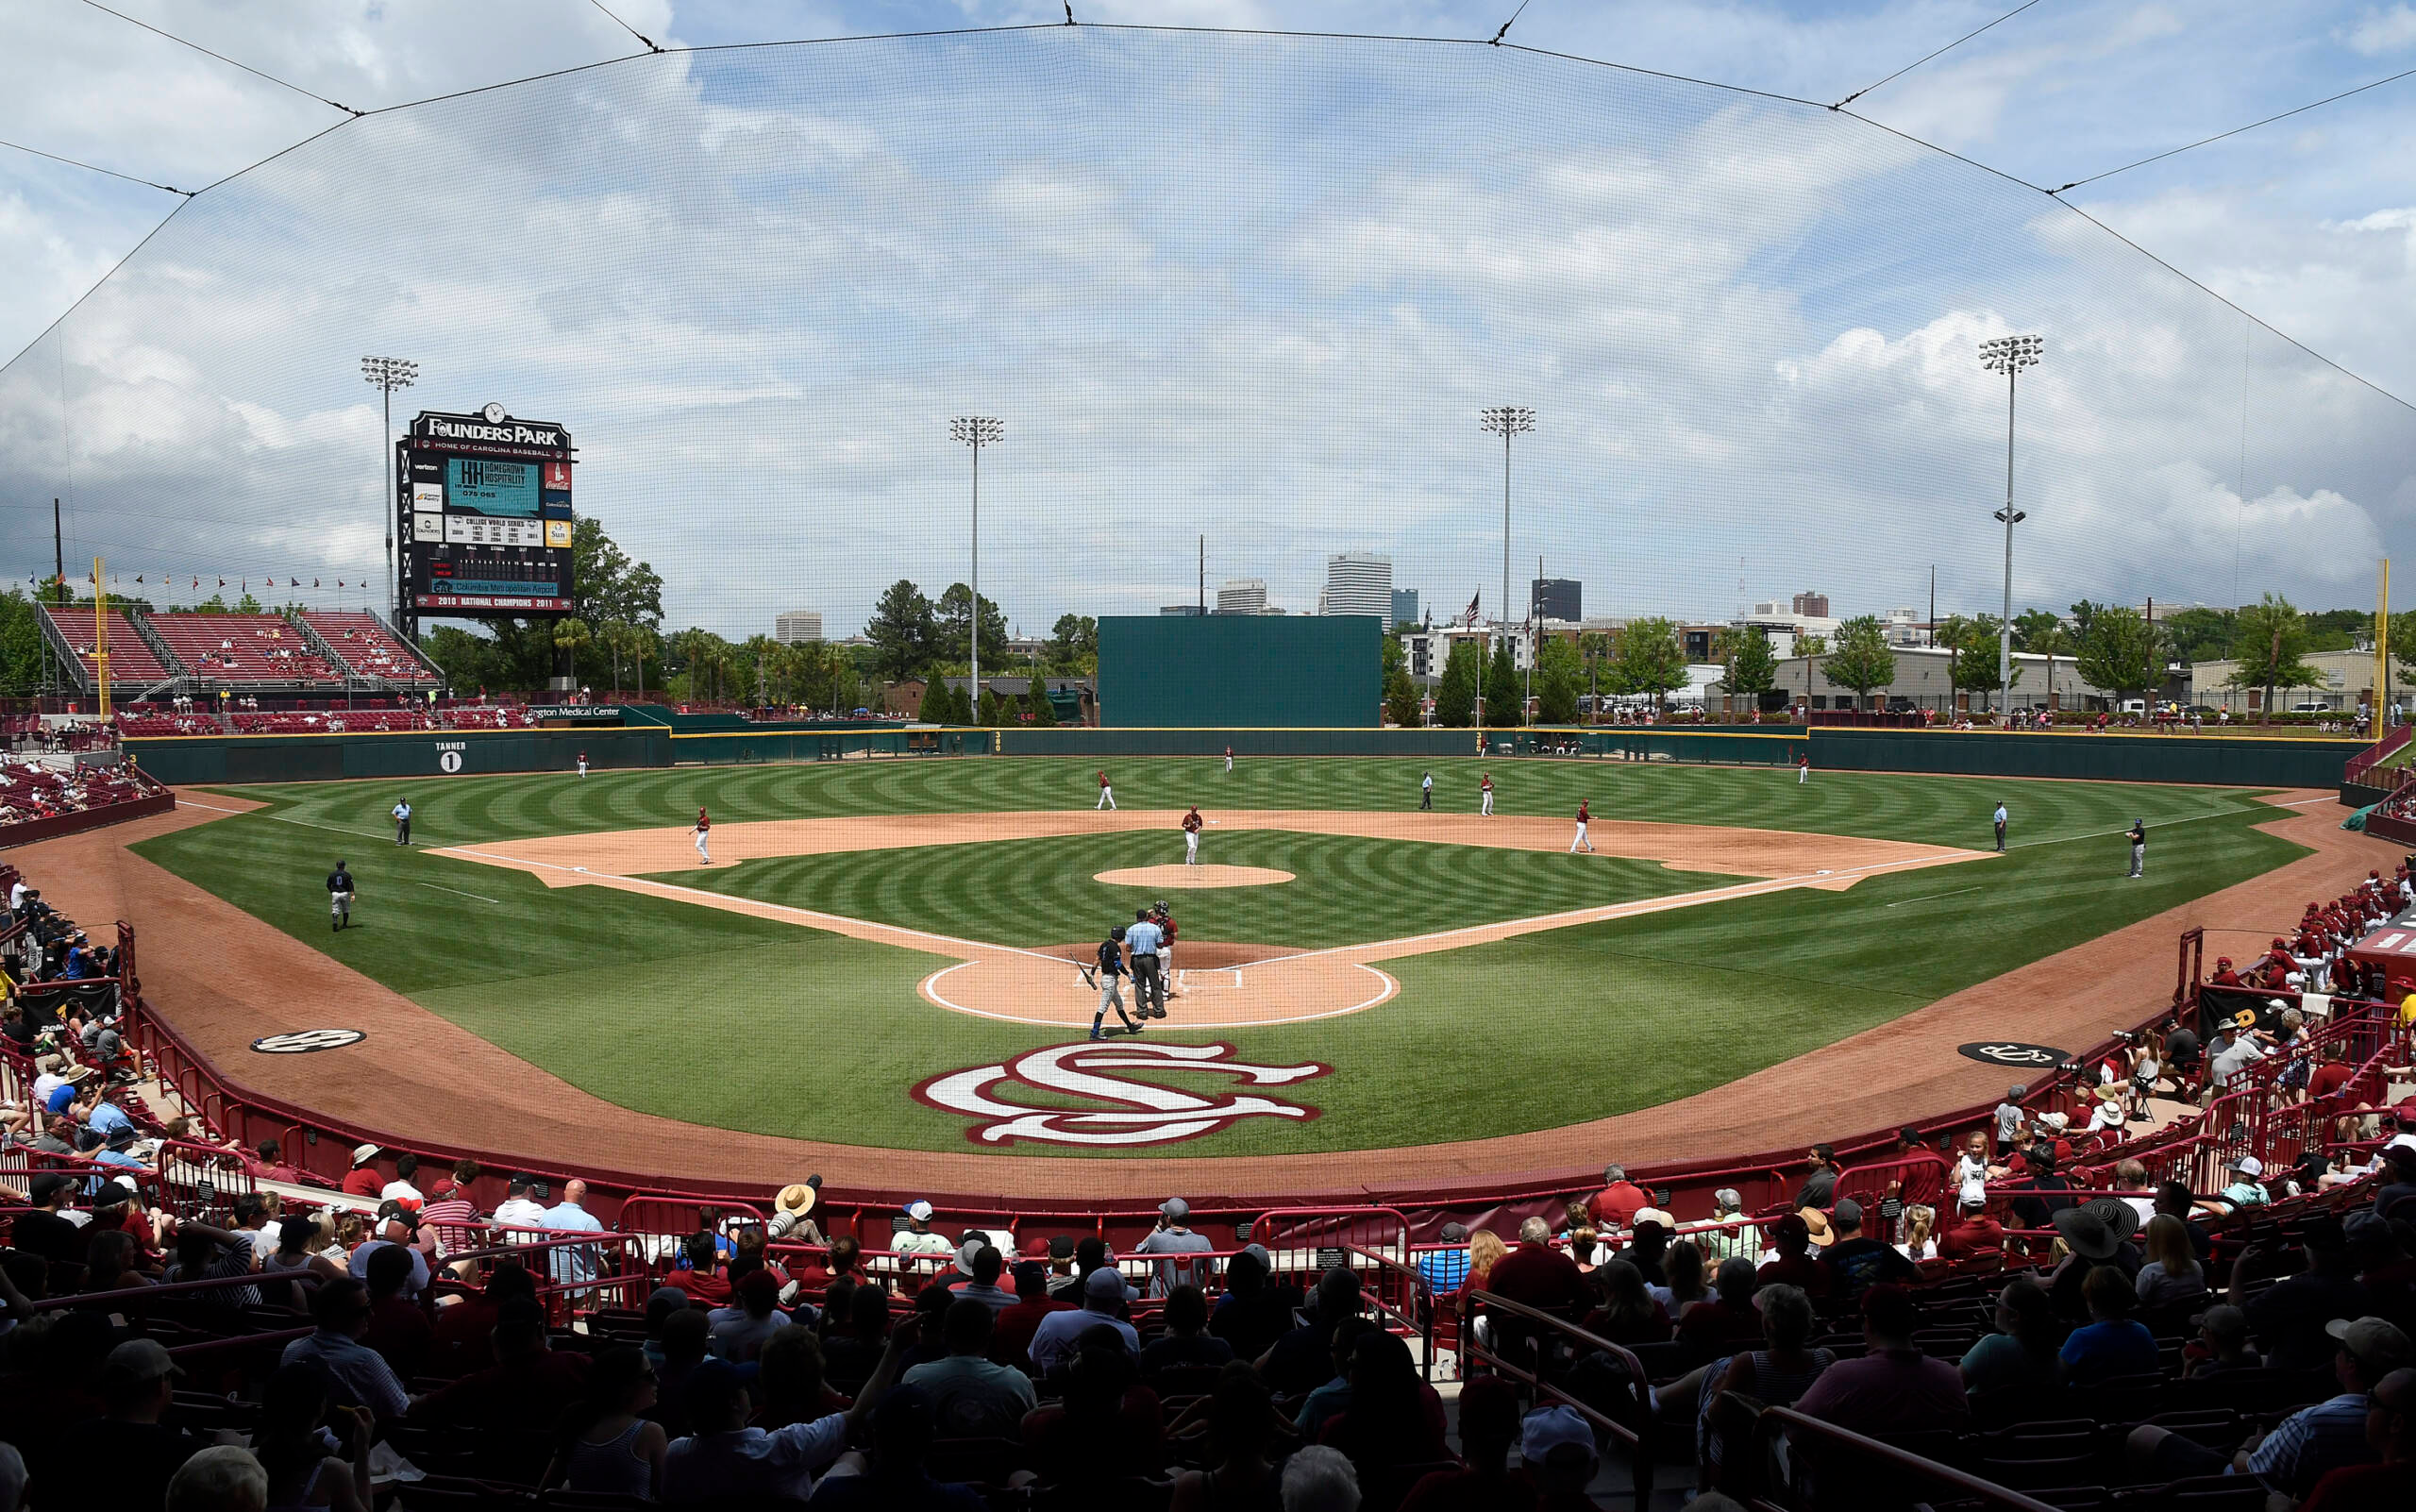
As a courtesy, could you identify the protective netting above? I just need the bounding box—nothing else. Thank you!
[5,27,2413,633]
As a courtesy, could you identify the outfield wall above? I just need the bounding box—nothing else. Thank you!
[1811,728,2354,788]
[125,727,671,785]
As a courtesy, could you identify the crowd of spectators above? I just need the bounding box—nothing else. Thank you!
[0,758,163,831]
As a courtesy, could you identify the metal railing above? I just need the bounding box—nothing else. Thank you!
[1741,1403,2065,1512]
[1460,1287,1653,1509]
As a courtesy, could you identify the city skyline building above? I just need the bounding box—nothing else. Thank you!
[773,610,825,644]
[1324,552,1395,629]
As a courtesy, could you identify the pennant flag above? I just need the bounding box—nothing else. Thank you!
[1462,593,1480,628]
[312,579,320,588]
[134,575,143,583]
[289,579,300,587]
[217,578,225,588]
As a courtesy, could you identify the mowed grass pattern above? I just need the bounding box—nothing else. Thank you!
[654,828,1737,949]
[131,759,2308,1155]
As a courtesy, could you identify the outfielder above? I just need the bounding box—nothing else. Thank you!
[1182,806,1203,865]
[1479,772,1494,816]
[327,860,355,932]
[1125,907,1167,1019]
[1089,926,1138,1040]
[1224,745,1233,773]
[391,798,412,847]
[1096,770,1116,811]
[577,749,589,779]
[1569,799,1593,853]
[1798,752,1809,784]
[693,807,712,864]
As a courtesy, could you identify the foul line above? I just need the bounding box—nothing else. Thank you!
[1885,885,1984,909]
[416,882,500,904]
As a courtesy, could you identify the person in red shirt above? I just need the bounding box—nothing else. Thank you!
[1587,1165,1650,1232]
[248,1138,305,1185]
[2310,1050,2358,1105]
[1936,1194,2007,1262]
[361,1244,433,1383]
[1569,800,1593,853]
[666,1231,731,1306]
[1755,1214,1830,1297]
[990,1261,1070,1373]
[1485,1218,1588,1315]
[340,1143,384,1198]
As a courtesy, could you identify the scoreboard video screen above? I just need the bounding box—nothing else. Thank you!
[398,407,576,617]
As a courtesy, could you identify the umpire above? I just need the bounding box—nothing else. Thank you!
[327,860,355,932]
[1124,907,1167,1020]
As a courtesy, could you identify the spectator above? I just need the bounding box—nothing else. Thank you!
[2239,1217,2374,1371]
[1696,1189,1761,1264]
[541,1345,666,1497]
[1171,1367,1286,1512]
[1030,1268,1142,1376]
[1658,1238,1712,1318]
[661,1313,921,1503]
[2214,1153,2272,1213]
[2180,1303,2262,1379]
[379,1152,424,1209]
[1699,1285,1833,1481]
[1677,1256,1766,1353]
[710,1269,791,1364]
[901,1297,1037,1438]
[1142,1284,1234,1378]
[361,1243,432,1381]
[1793,1285,1968,1437]
[650,1309,715,1438]
[1049,1236,1108,1303]
[2047,1198,2144,1320]
[280,1279,408,1420]
[1468,1230,1508,1291]
[2299,1365,2415,1511]
[347,1210,431,1301]
[1590,1164,1651,1231]
[1819,1200,1921,1303]
[670,1230,731,1305]
[1399,1373,1531,1512]
[1585,1258,1672,1345]
[1937,1193,2005,1263]
[1137,1198,1217,1295]
[161,1445,269,1512]
[1263,1268,1368,1395]
[767,1180,827,1247]
[1320,1329,1448,1478]
[1958,1274,2062,1399]
[1754,1214,1828,1297]
[1021,1331,1166,1487]
[419,1162,485,1260]
[1282,1445,1362,1512]
[339,1144,383,1199]
[2009,1148,2076,1231]
[1297,1316,1379,1441]
[2061,1263,2160,1384]
[409,1299,591,1432]
[800,1385,985,1511]
[1488,1216,1589,1316]
[993,1261,1070,1371]
[821,1282,894,1397]
[2154,1180,2215,1262]
[493,1173,549,1235]
[755,1325,847,1431]
[1519,1404,1602,1512]
[947,1242,1016,1314]
[2131,1317,2413,1500]
[892,1200,955,1260]
[249,1363,372,1512]
[2135,1214,2210,1311]
[431,1260,535,1377]
[9,1175,85,1265]
[50,1338,203,1510]
[542,1178,606,1285]
[1624,1216,1672,1286]
[1418,1223,1472,1293]
[1793,1145,1839,1211]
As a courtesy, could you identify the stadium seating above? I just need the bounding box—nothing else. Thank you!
[0,758,166,829]
[301,610,441,684]
[38,605,172,685]
[145,613,341,684]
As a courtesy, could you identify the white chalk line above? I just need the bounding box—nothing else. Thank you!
[416,882,500,904]
[1885,885,1985,909]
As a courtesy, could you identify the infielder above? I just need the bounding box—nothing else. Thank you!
[327,860,355,932]
[1992,801,2008,853]
[577,749,589,779]
[1125,907,1167,1019]
[1182,806,1203,865]
[1570,799,1594,853]
[1089,926,1138,1040]
[693,807,712,864]
[1096,770,1116,811]
[391,798,412,847]
[1480,772,1494,816]
[2127,818,2146,879]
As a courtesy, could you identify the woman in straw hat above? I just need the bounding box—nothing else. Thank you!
[765,1177,824,1247]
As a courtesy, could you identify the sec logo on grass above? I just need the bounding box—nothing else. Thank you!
[250,1030,367,1054]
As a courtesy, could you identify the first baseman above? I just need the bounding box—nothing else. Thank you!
[327,859,355,932]
[693,807,712,864]
[1569,799,1593,853]
[1182,806,1203,865]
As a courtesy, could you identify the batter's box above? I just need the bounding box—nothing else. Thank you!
[1178,967,1243,993]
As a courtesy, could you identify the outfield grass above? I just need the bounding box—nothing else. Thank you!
[132,759,2307,1156]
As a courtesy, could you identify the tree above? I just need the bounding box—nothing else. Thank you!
[2161,605,2237,665]
[0,587,46,697]
[552,617,594,687]
[1794,632,1825,709]
[2013,610,2072,709]
[1578,631,1612,721]
[866,580,935,680]
[830,657,862,716]
[921,678,962,724]
[2227,592,2322,721]
[1047,613,1099,673]
[1027,677,1059,727]
[1483,640,1523,727]
[571,517,663,636]
[1605,616,1686,715]
[1534,635,1583,724]
[1822,615,1897,711]
[934,583,1009,674]
[2073,604,2159,706]
[1950,614,2016,711]
[1380,633,1421,726]
[976,686,1006,727]
[1714,626,1776,713]
[2068,600,2106,646]
[1434,638,1482,727]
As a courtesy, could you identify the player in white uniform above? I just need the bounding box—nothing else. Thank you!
[1569,799,1593,853]
[693,808,712,864]
[577,749,589,778]
[1182,807,1203,865]
[1479,773,1494,816]
[1096,771,1116,810]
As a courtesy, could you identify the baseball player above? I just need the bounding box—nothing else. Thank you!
[1992,801,2008,853]
[1096,770,1116,811]
[1089,926,1138,1040]
[1479,772,1494,816]
[391,798,412,847]
[693,808,712,865]
[2126,818,2146,879]
[1569,799,1593,853]
[327,860,355,932]
[1182,806,1203,865]
[1154,900,1182,1000]
[1798,752,1809,784]
[1419,771,1434,811]
[1125,907,1167,1019]
[577,749,589,779]
[1224,745,1233,774]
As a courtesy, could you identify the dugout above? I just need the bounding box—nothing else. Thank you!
[1095,614,1381,728]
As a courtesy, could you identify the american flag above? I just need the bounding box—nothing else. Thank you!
[1462,593,1480,628]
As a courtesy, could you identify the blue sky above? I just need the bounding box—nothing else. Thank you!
[5,3,2416,639]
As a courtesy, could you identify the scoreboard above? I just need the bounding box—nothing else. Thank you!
[397,406,576,620]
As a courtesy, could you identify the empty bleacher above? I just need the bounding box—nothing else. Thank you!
[299,611,441,684]
[144,613,340,685]
[36,605,174,688]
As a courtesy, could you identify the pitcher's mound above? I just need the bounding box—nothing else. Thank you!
[1092,864,1295,888]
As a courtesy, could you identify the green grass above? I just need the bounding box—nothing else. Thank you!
[651,828,1737,949]
[131,759,2307,1156]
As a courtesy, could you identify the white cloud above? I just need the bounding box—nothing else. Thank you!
[2345,4,2416,55]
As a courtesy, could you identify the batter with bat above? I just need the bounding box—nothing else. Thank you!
[1086,925,1139,1041]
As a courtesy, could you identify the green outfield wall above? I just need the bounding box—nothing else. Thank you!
[126,727,671,785]
[1096,614,1381,728]
[1807,728,2354,787]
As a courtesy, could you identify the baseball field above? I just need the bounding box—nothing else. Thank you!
[125,756,2305,1160]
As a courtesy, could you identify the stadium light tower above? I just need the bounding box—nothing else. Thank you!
[1977,334,2041,709]
[950,415,1004,710]
[1479,406,1535,678]
[361,356,418,624]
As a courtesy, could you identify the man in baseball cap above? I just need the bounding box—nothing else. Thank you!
[2216,1155,2270,1213]
[1135,1198,1215,1296]
[893,1200,953,1259]
[56,1337,202,1509]
[2134,1316,2411,1496]
[1026,1267,1141,1376]
[1520,1403,1599,1503]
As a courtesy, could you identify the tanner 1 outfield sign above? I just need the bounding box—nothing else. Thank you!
[914,1042,1331,1146]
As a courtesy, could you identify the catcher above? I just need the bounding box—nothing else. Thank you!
[1085,925,1140,1041]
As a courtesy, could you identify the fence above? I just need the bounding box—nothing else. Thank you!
[1459,1288,1655,1509]
[2343,723,2413,786]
